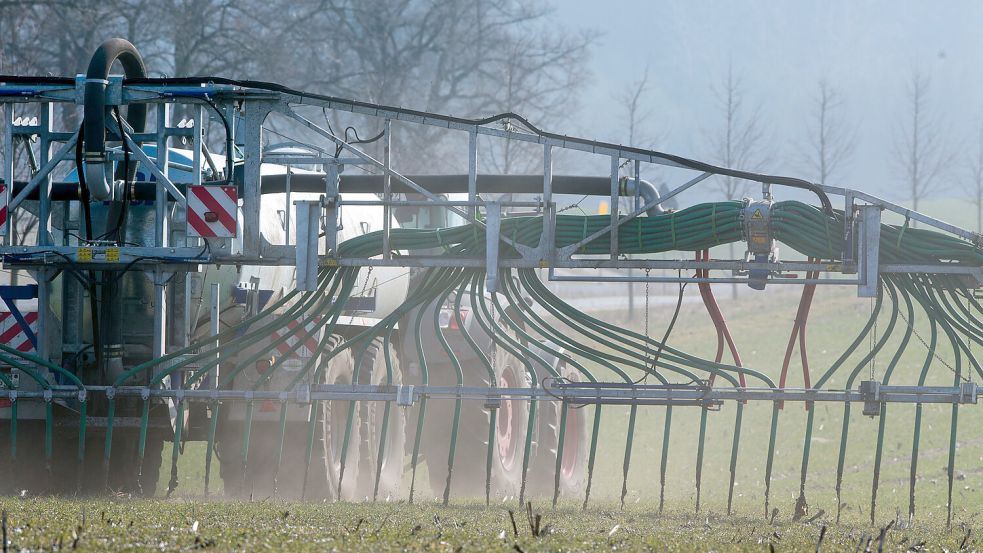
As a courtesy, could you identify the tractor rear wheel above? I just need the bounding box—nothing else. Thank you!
[422,345,532,501]
[354,338,406,500]
[526,359,588,498]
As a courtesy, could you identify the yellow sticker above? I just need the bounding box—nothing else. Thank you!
[106,248,120,262]
[77,247,92,262]
[538,259,549,269]
[322,258,338,267]
[751,209,764,220]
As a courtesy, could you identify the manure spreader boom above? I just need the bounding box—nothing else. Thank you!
[0,39,980,525]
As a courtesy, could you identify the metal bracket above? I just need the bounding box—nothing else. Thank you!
[396,385,415,407]
[860,380,881,417]
[295,200,323,291]
[960,381,978,404]
[483,389,502,410]
[858,205,882,298]
[296,384,311,404]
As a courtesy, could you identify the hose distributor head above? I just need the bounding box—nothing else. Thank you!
[82,38,148,200]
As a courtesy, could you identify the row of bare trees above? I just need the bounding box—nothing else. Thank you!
[0,0,592,174]
[1,2,977,226]
[622,66,980,229]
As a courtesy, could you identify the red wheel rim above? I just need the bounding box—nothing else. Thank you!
[496,368,519,471]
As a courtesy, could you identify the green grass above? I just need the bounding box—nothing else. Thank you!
[580,284,983,524]
[0,497,976,551]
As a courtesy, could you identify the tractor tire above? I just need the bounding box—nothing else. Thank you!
[319,345,360,500]
[526,359,589,498]
[422,345,532,501]
[216,339,361,501]
[354,338,406,500]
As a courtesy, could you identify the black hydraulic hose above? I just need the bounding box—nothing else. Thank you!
[9,174,676,201]
[107,74,832,212]
[82,39,147,201]
[73,122,102,375]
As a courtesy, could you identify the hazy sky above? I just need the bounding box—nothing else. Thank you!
[552,0,981,203]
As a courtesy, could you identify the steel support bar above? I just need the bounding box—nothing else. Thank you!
[2,383,976,406]
[8,131,77,213]
[485,202,502,293]
[822,184,982,244]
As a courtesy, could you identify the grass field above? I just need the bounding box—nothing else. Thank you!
[2,197,982,550]
[0,497,976,551]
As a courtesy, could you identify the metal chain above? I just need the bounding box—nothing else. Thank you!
[869,296,876,381]
[896,300,969,383]
[644,269,651,383]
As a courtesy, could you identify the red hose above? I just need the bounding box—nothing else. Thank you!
[778,258,819,410]
[696,250,746,390]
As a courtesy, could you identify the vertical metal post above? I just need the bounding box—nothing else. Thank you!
[609,156,619,260]
[284,166,292,245]
[468,130,478,219]
[295,201,320,292]
[842,192,856,272]
[182,274,193,347]
[192,105,203,188]
[152,271,168,382]
[325,163,339,255]
[210,282,220,389]
[382,118,392,260]
[241,103,268,257]
[38,102,53,247]
[33,268,50,365]
[485,202,501,294]
[541,144,553,261]
[629,160,641,315]
[858,205,882,298]
[155,104,170,247]
[2,105,11,242]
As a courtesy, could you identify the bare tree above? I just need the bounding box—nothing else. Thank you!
[895,71,952,213]
[621,68,648,319]
[618,66,655,319]
[706,64,767,201]
[966,123,983,233]
[799,79,854,185]
[705,64,767,297]
[622,66,651,147]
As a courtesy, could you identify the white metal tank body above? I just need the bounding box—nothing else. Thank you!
[194,154,410,335]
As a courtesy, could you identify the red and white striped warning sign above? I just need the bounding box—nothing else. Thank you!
[0,182,8,236]
[0,311,37,353]
[187,185,238,238]
[272,318,321,358]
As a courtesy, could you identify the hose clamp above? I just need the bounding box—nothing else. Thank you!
[742,199,773,255]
